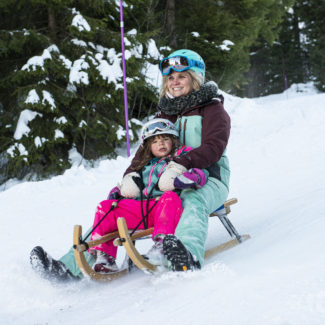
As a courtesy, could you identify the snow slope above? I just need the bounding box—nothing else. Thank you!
[1,83,325,325]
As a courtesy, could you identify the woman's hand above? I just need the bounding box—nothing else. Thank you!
[158,161,187,191]
[120,172,141,198]
[174,168,207,190]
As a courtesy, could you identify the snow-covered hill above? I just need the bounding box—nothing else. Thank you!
[1,83,325,324]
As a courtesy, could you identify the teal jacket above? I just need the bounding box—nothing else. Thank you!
[135,145,203,199]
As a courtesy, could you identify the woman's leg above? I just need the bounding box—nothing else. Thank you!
[175,177,229,267]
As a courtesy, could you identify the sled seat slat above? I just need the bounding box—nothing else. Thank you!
[210,198,237,217]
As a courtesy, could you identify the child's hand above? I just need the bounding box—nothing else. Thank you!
[107,186,121,200]
[174,168,207,190]
[158,161,187,191]
[120,172,141,198]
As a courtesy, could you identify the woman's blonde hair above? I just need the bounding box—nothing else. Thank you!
[160,70,204,98]
[135,134,181,171]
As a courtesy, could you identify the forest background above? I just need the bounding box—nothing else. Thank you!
[0,0,324,185]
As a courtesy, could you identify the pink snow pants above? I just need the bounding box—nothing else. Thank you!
[90,191,183,258]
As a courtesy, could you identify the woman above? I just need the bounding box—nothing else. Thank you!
[30,49,230,280]
[30,118,207,280]
[124,49,231,271]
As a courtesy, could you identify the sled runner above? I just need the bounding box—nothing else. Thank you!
[73,198,250,281]
[205,198,250,259]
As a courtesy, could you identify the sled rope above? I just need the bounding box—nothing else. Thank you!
[129,181,159,237]
[81,197,124,248]
[128,169,162,237]
[129,195,160,237]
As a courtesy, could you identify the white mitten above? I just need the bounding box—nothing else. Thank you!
[158,161,187,192]
[120,172,141,198]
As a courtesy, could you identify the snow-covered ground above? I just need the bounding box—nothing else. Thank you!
[1,83,325,324]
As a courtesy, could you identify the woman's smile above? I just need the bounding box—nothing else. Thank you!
[167,71,193,97]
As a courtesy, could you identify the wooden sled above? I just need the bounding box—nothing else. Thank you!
[73,198,250,281]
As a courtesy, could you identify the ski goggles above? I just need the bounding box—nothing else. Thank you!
[142,121,177,141]
[160,55,205,76]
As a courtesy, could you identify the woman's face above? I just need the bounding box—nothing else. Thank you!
[167,71,193,97]
[150,135,173,158]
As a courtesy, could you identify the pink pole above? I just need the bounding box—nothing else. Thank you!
[120,0,130,157]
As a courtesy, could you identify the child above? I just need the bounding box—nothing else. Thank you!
[90,118,207,272]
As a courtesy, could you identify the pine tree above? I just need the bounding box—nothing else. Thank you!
[152,0,292,94]
[0,0,157,184]
[244,1,308,97]
[243,0,325,97]
[297,0,325,91]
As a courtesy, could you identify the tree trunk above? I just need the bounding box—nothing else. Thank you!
[48,7,57,41]
[165,0,177,48]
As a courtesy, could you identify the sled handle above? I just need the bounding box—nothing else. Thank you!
[73,225,128,281]
[224,198,238,208]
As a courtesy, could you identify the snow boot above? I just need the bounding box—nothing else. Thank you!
[93,250,119,273]
[163,235,201,271]
[30,246,79,282]
[144,234,167,266]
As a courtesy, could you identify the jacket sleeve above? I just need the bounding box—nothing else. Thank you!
[123,147,143,176]
[173,101,230,169]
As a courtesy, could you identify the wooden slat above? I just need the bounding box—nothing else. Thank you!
[113,228,154,246]
[73,225,128,281]
[224,198,238,208]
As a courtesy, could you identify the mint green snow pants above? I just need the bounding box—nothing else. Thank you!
[176,176,229,267]
[59,227,95,277]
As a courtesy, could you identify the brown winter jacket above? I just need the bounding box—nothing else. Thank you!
[124,98,230,180]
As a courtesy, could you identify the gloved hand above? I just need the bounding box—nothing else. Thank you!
[120,172,141,198]
[174,168,207,190]
[107,185,121,200]
[158,161,187,192]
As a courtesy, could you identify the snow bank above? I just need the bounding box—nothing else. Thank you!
[1,83,325,324]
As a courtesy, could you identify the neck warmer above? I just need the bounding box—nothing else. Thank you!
[157,81,220,115]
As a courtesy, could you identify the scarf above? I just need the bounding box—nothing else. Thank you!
[157,81,220,115]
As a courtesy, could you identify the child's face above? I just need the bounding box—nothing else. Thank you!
[150,135,173,158]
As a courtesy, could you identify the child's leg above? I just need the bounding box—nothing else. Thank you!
[60,198,158,277]
[91,199,158,258]
[90,199,119,258]
[150,191,183,238]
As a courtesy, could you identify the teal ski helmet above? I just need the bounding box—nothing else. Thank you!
[160,49,205,78]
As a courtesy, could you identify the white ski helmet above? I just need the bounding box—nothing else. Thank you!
[141,118,179,144]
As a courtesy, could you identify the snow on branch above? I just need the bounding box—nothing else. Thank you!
[14,109,42,140]
[71,8,91,32]
[22,45,59,71]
